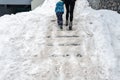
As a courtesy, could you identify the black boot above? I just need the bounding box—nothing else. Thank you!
[69,22,72,30]
[65,20,68,26]
[59,25,63,30]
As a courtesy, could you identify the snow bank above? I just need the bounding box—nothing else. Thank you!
[0,0,119,80]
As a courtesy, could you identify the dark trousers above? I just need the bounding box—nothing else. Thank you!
[56,12,63,26]
[65,1,75,22]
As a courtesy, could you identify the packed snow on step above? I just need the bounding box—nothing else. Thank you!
[0,0,120,80]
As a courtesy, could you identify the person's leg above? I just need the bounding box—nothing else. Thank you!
[56,13,60,25]
[56,12,63,29]
[59,12,63,29]
[69,2,75,30]
[70,2,75,22]
[65,3,69,26]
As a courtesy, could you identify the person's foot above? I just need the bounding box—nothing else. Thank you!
[65,20,68,26]
[59,25,63,30]
[69,27,72,30]
[60,26,63,30]
[69,22,72,30]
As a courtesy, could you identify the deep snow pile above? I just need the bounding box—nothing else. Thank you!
[0,0,120,80]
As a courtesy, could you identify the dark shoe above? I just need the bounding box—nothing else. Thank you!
[69,27,72,30]
[69,22,72,30]
[65,20,68,26]
[59,25,63,30]
[60,26,63,30]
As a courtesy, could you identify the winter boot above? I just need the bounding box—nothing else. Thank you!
[69,22,72,30]
[59,25,63,30]
[65,20,68,26]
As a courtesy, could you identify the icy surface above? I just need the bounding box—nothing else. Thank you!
[0,0,119,80]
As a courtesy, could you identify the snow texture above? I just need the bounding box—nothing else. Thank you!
[0,0,119,80]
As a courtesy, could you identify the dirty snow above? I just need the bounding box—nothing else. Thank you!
[0,0,119,80]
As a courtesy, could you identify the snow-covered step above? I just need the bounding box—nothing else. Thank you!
[45,46,82,55]
[56,35,79,38]
[46,38,82,45]
[46,30,80,38]
[46,35,79,38]
[47,43,81,46]
[50,53,82,58]
[55,31,79,36]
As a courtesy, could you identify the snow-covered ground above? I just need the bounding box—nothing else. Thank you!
[0,0,120,80]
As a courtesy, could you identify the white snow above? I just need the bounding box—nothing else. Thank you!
[0,0,120,80]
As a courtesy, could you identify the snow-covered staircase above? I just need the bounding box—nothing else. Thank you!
[46,30,83,57]
[0,0,118,79]
[37,19,104,80]
[44,19,84,58]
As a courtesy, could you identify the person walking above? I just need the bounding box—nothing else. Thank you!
[64,0,76,30]
[55,0,64,30]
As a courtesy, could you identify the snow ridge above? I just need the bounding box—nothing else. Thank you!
[0,0,119,80]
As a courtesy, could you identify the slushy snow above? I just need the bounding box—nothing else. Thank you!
[0,0,119,80]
